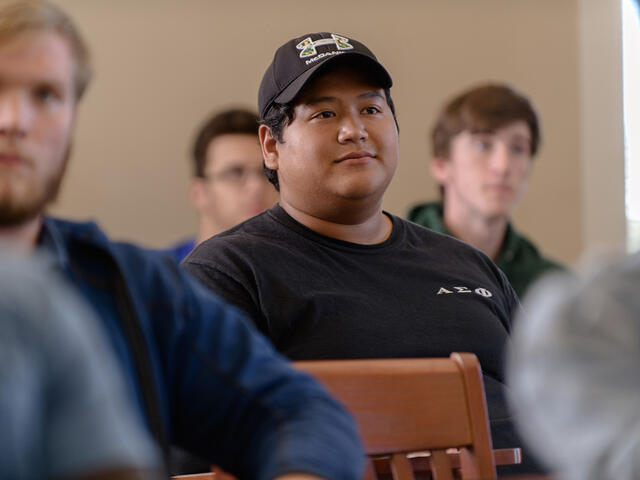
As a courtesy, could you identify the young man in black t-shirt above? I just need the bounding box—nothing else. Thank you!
[184,32,542,474]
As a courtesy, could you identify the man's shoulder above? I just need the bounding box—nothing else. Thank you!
[506,226,566,274]
[395,214,518,301]
[46,216,106,242]
[45,216,182,283]
[405,201,444,231]
[397,213,493,257]
[47,216,149,256]
[186,211,286,263]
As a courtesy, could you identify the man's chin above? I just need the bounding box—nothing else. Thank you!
[0,200,45,227]
[481,207,512,223]
[0,150,69,228]
[0,185,52,227]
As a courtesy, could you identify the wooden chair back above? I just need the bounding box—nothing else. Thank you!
[293,353,497,480]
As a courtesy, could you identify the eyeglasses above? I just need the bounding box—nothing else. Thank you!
[202,165,269,186]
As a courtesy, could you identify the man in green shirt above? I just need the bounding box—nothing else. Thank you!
[408,83,563,298]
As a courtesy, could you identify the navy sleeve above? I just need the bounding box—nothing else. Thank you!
[167,270,364,480]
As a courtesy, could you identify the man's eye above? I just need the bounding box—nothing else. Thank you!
[33,87,59,104]
[509,144,529,156]
[221,167,245,181]
[362,106,381,114]
[473,139,492,151]
[313,111,335,119]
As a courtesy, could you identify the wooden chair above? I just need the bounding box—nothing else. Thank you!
[171,466,232,479]
[171,474,215,480]
[293,353,497,480]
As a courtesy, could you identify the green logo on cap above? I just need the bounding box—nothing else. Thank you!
[296,34,353,59]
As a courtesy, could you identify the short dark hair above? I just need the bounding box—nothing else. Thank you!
[432,83,541,159]
[191,108,259,178]
[260,88,398,191]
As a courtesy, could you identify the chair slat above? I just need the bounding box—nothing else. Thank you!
[389,453,415,480]
[430,450,454,480]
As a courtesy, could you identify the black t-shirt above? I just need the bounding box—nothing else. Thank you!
[184,205,545,472]
[184,204,517,382]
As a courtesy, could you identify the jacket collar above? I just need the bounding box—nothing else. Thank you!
[38,217,70,271]
[411,202,521,267]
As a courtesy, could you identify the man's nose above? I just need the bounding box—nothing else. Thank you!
[337,112,367,144]
[490,143,512,174]
[0,92,31,137]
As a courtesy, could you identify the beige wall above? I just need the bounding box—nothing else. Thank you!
[578,0,626,260]
[49,0,625,266]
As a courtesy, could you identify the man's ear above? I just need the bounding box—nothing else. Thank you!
[259,124,279,171]
[429,155,450,185]
[188,177,207,212]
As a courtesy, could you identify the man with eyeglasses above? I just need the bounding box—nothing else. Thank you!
[166,109,279,263]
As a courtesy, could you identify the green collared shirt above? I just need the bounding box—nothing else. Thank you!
[408,202,565,299]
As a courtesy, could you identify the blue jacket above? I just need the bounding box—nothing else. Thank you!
[39,217,363,480]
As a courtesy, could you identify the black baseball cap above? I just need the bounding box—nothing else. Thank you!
[258,32,393,119]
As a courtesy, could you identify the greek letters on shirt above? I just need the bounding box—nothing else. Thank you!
[436,286,493,298]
